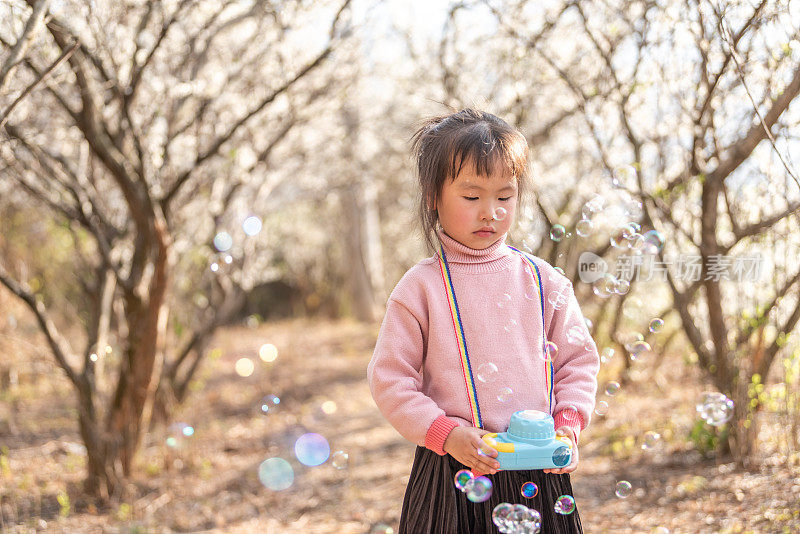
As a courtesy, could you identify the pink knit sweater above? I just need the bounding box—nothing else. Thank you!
[367,230,599,456]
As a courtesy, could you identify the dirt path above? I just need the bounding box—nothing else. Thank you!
[1,318,799,533]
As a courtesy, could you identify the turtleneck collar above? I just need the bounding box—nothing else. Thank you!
[435,229,515,272]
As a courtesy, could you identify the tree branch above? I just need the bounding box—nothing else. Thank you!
[0,0,51,92]
[0,263,80,388]
[0,40,78,129]
[707,56,800,187]
[161,0,353,207]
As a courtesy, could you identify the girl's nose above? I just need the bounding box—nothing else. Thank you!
[480,203,495,221]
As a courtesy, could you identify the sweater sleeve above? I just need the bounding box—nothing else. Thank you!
[546,279,600,443]
[367,297,458,455]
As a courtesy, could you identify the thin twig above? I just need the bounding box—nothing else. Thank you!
[0,40,78,129]
[716,6,800,189]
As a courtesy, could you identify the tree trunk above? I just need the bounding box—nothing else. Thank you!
[340,104,377,322]
[362,178,385,303]
[728,374,759,468]
[104,218,170,481]
[342,183,378,322]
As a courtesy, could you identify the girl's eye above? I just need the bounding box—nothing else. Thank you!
[499,197,512,201]
[463,196,479,201]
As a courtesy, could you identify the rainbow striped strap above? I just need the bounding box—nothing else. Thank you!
[438,244,483,428]
[437,244,554,427]
[508,246,554,413]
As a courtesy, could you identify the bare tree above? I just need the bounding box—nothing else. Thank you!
[0,0,354,498]
[482,0,800,462]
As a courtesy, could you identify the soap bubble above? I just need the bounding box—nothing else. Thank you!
[627,340,651,360]
[242,215,262,236]
[649,318,664,333]
[594,400,609,416]
[369,525,394,534]
[492,503,515,531]
[497,293,512,308]
[503,319,518,333]
[210,262,219,272]
[696,392,734,426]
[554,494,576,514]
[567,325,587,345]
[560,406,580,422]
[623,331,645,346]
[494,207,508,221]
[294,433,330,466]
[465,476,493,502]
[600,347,615,363]
[509,504,541,533]
[454,469,474,491]
[614,278,631,295]
[593,274,617,298]
[582,195,605,220]
[331,450,349,469]
[497,387,514,402]
[642,230,665,254]
[259,394,280,415]
[521,481,539,498]
[610,225,632,248]
[213,231,233,252]
[642,431,661,449]
[258,457,293,490]
[544,341,558,362]
[628,232,646,251]
[625,198,643,220]
[576,218,594,237]
[615,480,633,498]
[525,282,540,301]
[477,362,499,383]
[604,381,621,396]
[547,289,568,310]
[550,224,567,242]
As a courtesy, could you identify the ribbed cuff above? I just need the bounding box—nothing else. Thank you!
[553,409,585,444]
[424,415,459,456]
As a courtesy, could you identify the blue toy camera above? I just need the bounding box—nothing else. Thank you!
[481,410,573,470]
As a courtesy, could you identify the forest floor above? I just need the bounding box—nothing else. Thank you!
[1,317,799,533]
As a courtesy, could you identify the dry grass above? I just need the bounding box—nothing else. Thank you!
[1,317,799,533]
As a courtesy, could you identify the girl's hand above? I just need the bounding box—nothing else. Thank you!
[543,427,579,474]
[443,426,501,475]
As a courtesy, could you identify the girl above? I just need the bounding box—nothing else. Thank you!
[367,108,599,533]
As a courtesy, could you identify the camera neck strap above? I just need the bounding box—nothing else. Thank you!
[437,243,553,430]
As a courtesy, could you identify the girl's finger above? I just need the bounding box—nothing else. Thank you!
[475,439,498,457]
[477,456,500,472]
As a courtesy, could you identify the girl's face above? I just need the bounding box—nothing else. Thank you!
[436,161,518,250]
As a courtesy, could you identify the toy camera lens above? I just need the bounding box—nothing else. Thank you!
[552,446,570,467]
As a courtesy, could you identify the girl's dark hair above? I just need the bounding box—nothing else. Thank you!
[410,108,530,254]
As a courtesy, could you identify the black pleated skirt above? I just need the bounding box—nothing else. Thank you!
[399,446,583,534]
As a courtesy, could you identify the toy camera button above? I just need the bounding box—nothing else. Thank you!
[482,433,514,453]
